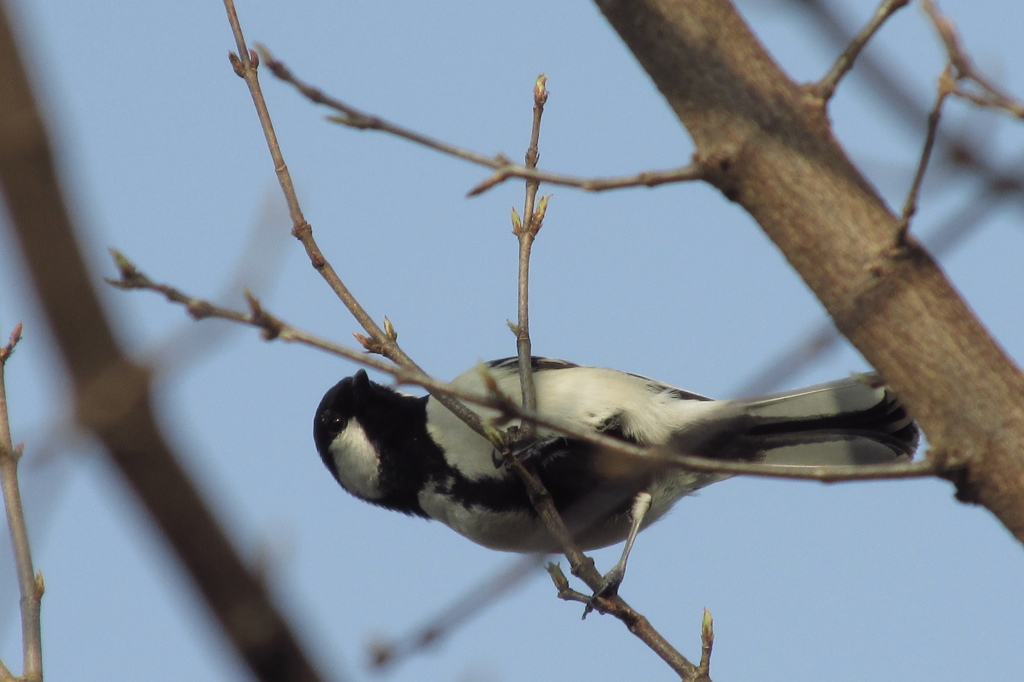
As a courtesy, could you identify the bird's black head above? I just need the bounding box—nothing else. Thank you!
[313,370,439,517]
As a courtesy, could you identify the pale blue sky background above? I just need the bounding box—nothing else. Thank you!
[1,1,1023,680]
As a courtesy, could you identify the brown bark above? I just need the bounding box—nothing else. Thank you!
[594,0,1024,539]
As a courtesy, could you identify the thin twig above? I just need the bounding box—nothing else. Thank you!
[221,0,485,436]
[753,0,1024,403]
[0,324,42,682]
[897,66,954,242]
[797,0,1024,202]
[257,48,706,196]
[513,75,548,431]
[811,0,910,102]
[921,0,1024,118]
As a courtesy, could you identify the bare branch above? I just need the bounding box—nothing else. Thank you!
[257,48,707,195]
[811,0,910,102]
[922,0,1024,118]
[222,0,486,437]
[110,247,938,680]
[593,0,1024,542]
[0,324,42,682]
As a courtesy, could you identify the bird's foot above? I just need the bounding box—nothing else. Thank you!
[582,565,625,619]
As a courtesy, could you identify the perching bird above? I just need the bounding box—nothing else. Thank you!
[313,357,917,598]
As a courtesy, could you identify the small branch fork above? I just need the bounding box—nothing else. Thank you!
[898,2,1024,240]
[809,0,1024,121]
[811,0,911,102]
[922,0,1024,118]
[807,0,1023,244]
[0,324,43,682]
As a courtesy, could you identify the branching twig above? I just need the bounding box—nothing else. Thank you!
[811,0,910,102]
[161,8,959,677]
[751,0,1024,401]
[0,324,42,682]
[922,0,1024,118]
[108,251,941,486]
[257,48,706,196]
[222,0,486,437]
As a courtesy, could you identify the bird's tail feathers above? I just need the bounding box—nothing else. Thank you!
[728,374,918,466]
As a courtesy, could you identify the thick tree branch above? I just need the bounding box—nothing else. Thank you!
[0,5,326,679]
[593,0,1024,540]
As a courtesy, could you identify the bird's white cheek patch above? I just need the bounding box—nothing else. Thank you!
[329,423,383,500]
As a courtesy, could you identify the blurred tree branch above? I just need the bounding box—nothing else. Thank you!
[0,4,326,680]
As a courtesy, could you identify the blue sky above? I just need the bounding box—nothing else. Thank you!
[2,1,1023,680]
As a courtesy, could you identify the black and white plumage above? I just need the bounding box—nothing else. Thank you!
[313,357,917,595]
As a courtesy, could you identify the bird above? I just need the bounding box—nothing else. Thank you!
[313,357,918,600]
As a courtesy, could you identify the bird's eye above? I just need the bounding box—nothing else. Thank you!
[319,411,343,429]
